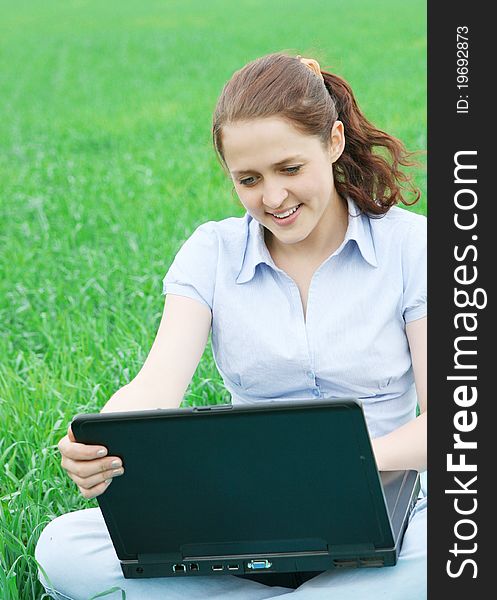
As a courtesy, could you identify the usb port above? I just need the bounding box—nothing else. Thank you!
[227,564,239,571]
[212,564,224,571]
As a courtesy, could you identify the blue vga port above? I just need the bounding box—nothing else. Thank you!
[247,559,272,570]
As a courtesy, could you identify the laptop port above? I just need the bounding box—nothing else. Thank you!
[333,559,358,568]
[359,557,384,567]
[227,564,239,571]
[172,564,186,573]
[212,564,224,571]
[189,563,199,571]
[247,560,272,570]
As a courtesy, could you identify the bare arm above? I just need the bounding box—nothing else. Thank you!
[101,294,212,412]
[371,316,427,472]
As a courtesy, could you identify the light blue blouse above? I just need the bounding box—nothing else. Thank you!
[162,198,427,439]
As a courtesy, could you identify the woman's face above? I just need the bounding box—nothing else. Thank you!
[222,117,344,248]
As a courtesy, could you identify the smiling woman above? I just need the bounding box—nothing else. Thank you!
[35,51,427,600]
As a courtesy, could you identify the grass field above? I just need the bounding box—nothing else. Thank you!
[0,0,426,597]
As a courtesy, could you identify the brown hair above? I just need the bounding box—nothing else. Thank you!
[212,52,420,215]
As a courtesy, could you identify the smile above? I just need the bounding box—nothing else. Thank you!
[272,205,300,219]
[269,204,302,225]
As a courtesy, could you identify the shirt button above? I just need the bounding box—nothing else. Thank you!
[312,389,320,397]
[306,371,314,379]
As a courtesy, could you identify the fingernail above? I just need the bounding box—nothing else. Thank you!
[97,449,107,457]
[105,479,112,485]
[111,460,121,468]
[112,468,124,477]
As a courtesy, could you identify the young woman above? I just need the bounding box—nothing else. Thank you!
[36,52,427,600]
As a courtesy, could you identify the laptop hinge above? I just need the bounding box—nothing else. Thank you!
[184,549,330,561]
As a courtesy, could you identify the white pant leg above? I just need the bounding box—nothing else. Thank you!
[35,508,293,600]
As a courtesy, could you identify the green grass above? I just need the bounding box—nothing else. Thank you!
[0,0,426,597]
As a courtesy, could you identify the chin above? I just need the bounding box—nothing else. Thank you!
[275,232,309,245]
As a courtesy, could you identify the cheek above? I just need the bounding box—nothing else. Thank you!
[300,176,330,200]
[312,170,334,197]
[235,188,260,211]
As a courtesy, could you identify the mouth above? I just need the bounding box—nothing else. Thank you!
[268,204,302,225]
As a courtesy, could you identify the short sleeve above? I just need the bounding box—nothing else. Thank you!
[402,216,427,323]
[162,223,218,310]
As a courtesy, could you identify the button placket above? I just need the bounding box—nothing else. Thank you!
[304,270,321,397]
[279,272,313,381]
[276,268,320,397]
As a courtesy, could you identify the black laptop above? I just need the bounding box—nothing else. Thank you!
[71,398,420,579]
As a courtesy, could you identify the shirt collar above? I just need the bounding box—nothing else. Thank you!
[235,214,276,284]
[235,197,378,284]
[342,197,378,268]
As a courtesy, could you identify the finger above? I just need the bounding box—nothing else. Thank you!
[70,466,124,490]
[58,435,108,461]
[61,455,123,479]
[78,479,113,500]
[67,424,76,443]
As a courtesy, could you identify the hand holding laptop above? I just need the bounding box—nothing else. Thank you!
[58,423,125,499]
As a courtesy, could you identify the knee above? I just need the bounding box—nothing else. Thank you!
[35,508,112,597]
[35,511,80,591]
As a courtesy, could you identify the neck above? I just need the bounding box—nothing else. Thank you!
[265,190,349,264]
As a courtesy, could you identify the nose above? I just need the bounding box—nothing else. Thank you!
[262,183,289,209]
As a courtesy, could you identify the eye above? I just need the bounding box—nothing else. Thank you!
[238,176,258,187]
[237,165,302,186]
[283,165,302,174]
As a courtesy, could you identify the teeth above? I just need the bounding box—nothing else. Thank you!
[273,205,300,219]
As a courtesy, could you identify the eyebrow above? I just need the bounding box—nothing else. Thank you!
[230,155,306,176]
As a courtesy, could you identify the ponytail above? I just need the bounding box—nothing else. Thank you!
[322,71,420,215]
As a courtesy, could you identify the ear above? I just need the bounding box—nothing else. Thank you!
[329,120,345,164]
